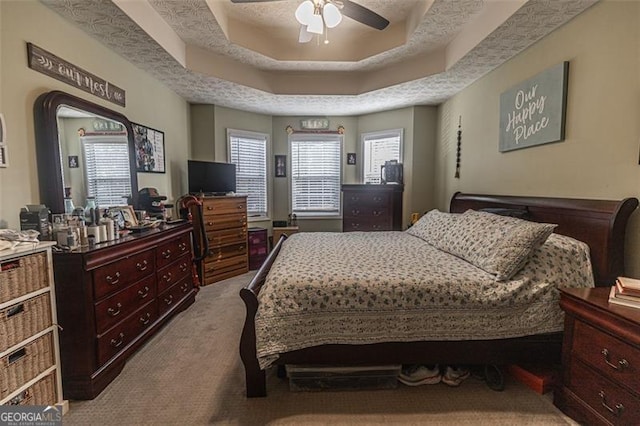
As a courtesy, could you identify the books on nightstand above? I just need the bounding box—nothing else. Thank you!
[608,276,640,309]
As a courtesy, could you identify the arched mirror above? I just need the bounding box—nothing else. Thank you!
[34,91,138,214]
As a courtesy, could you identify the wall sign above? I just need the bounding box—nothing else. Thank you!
[499,62,568,152]
[27,43,126,107]
[300,118,329,130]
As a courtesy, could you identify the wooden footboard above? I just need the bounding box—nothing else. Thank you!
[239,234,287,397]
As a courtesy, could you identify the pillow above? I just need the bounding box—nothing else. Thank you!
[406,209,459,250]
[441,210,556,281]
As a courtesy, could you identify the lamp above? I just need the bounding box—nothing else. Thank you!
[295,0,342,42]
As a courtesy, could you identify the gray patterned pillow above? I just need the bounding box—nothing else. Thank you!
[441,210,556,281]
[406,209,459,250]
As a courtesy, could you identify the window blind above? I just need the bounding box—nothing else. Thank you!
[290,135,341,216]
[228,131,268,217]
[82,135,132,207]
[363,129,403,184]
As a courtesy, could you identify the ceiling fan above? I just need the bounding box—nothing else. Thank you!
[230,0,390,44]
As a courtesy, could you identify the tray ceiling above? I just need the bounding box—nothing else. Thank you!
[41,0,598,116]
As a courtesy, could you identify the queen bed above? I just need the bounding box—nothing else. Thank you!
[239,192,638,397]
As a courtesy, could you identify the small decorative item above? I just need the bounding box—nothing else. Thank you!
[68,155,79,168]
[132,122,165,173]
[110,205,138,229]
[347,153,356,165]
[455,116,461,179]
[337,125,345,134]
[285,125,294,135]
[275,155,286,178]
[0,113,6,167]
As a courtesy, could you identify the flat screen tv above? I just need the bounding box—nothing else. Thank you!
[188,160,236,195]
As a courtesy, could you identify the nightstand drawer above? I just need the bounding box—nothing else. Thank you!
[573,320,640,394]
[567,358,640,425]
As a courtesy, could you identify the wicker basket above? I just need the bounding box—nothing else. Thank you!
[0,293,52,352]
[5,371,57,406]
[0,252,49,305]
[1,332,54,399]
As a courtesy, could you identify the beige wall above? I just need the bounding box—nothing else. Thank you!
[435,0,640,275]
[0,1,189,228]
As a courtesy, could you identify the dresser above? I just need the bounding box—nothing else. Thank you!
[341,184,403,232]
[248,228,268,270]
[53,223,196,399]
[197,196,248,285]
[0,243,66,411]
[555,287,640,425]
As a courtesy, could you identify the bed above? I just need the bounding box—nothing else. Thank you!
[239,192,638,397]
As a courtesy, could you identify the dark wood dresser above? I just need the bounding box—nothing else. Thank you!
[341,184,403,231]
[555,287,640,425]
[197,195,248,285]
[52,223,197,399]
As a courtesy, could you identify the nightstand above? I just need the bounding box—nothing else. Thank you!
[555,287,640,425]
[272,226,299,248]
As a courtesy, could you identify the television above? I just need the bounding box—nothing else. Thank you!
[188,160,237,195]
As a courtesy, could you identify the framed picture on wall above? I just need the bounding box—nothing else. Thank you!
[132,122,165,173]
[275,155,286,178]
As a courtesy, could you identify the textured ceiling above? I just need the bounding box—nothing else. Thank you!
[41,0,598,116]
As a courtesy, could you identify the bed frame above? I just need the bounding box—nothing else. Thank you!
[239,193,638,397]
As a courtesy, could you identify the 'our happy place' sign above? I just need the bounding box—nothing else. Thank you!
[499,62,568,152]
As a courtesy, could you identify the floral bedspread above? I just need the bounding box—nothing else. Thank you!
[255,231,594,369]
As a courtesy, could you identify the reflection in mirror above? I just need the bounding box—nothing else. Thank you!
[34,91,138,214]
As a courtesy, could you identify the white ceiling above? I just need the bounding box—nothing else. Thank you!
[41,0,598,116]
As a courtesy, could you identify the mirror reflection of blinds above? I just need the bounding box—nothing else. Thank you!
[363,130,402,184]
[229,133,267,217]
[291,136,341,215]
[82,135,131,207]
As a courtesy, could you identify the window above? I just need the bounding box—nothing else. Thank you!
[82,135,132,207]
[362,129,403,184]
[227,129,268,218]
[290,134,342,217]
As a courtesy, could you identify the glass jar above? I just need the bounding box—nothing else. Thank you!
[84,197,97,225]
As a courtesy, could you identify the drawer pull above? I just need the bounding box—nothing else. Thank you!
[106,272,121,285]
[180,262,188,272]
[110,332,125,348]
[237,205,243,209]
[164,295,174,305]
[138,286,150,299]
[181,283,189,293]
[136,260,148,271]
[162,249,172,259]
[178,242,187,251]
[139,313,151,326]
[599,390,624,417]
[601,348,629,371]
[351,209,360,215]
[372,210,382,216]
[373,196,382,202]
[107,303,122,317]
[163,272,173,283]
[238,245,245,251]
[8,347,27,364]
[206,206,214,210]
[207,221,214,226]
[7,304,24,318]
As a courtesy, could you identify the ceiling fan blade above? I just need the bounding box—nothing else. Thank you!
[230,0,283,3]
[299,26,313,43]
[337,0,389,30]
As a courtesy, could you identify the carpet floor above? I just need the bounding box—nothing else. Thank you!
[63,272,578,425]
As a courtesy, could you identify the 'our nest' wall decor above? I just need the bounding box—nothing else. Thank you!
[499,61,569,152]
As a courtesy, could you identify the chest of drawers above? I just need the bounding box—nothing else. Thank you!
[53,223,196,399]
[248,228,268,270]
[0,243,66,410]
[555,287,640,425]
[341,184,403,232]
[196,196,248,285]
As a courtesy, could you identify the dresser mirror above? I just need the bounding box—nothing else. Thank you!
[34,91,139,214]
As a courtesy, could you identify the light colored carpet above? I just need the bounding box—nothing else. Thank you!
[63,272,578,425]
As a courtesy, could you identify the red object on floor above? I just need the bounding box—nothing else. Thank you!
[507,364,557,394]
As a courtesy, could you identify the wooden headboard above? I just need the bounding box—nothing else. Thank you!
[449,192,638,287]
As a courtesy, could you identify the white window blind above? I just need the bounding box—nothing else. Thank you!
[228,129,268,217]
[290,135,341,216]
[362,129,403,184]
[82,135,131,207]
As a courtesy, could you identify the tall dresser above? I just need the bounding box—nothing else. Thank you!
[52,223,196,399]
[196,195,248,285]
[341,184,404,231]
[0,242,66,411]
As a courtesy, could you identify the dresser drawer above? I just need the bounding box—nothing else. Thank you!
[573,320,640,394]
[343,217,390,232]
[203,197,246,216]
[206,227,247,246]
[0,251,49,305]
[1,332,55,399]
[94,275,156,334]
[343,206,390,219]
[156,253,191,295]
[156,233,191,269]
[204,213,247,232]
[158,278,193,317]
[344,192,389,207]
[93,249,155,300]
[566,358,640,425]
[207,242,247,261]
[203,254,247,278]
[96,301,157,366]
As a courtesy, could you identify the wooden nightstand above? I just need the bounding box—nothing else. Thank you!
[272,226,299,248]
[555,287,640,425]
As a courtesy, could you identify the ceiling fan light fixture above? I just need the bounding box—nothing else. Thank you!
[295,0,315,26]
[322,3,342,28]
[307,13,324,34]
[298,26,313,43]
